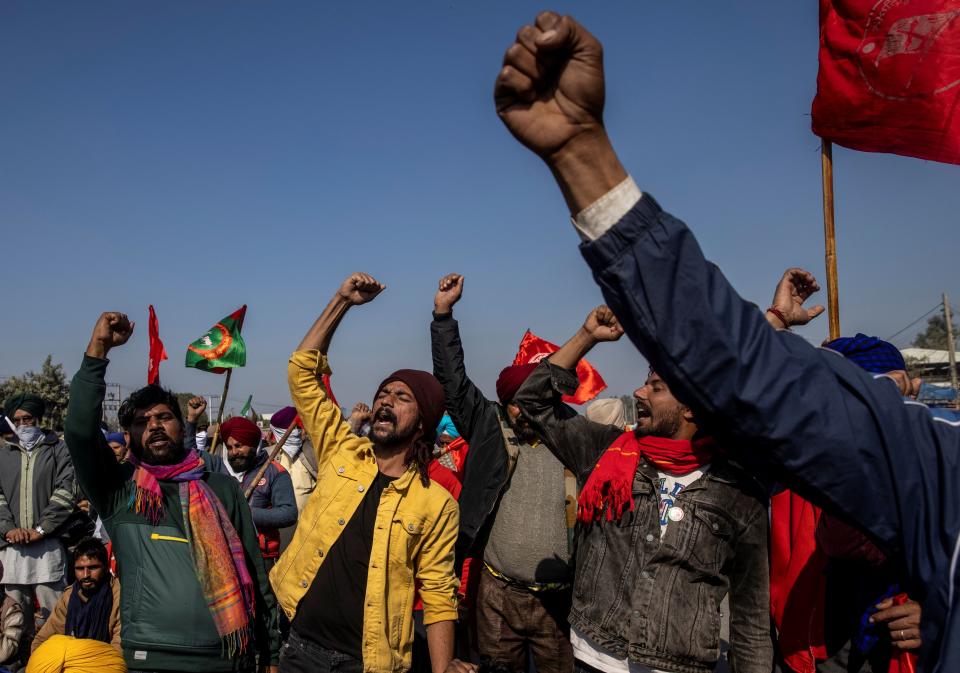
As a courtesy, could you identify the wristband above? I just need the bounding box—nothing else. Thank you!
[766,307,790,330]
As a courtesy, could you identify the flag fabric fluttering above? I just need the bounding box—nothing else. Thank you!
[239,395,253,418]
[186,305,248,374]
[148,305,168,385]
[812,0,960,164]
[512,330,606,405]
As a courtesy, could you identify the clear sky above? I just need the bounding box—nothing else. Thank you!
[3,1,959,416]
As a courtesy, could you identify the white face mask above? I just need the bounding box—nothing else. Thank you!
[270,425,303,459]
[195,431,208,451]
[16,425,44,449]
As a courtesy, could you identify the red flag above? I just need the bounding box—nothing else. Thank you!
[147,305,168,385]
[322,373,339,409]
[888,593,918,673]
[512,330,606,404]
[812,0,960,164]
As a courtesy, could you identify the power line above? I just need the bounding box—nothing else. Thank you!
[886,302,944,344]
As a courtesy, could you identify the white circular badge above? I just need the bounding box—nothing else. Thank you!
[667,506,684,522]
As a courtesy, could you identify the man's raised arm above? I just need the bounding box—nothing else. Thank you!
[64,313,135,515]
[289,273,385,469]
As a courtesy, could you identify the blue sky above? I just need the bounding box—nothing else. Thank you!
[2,2,958,416]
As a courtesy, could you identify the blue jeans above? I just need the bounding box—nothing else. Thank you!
[280,630,363,673]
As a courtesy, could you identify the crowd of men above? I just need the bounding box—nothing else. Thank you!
[1,10,957,673]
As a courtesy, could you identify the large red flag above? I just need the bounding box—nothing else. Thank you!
[812,0,960,164]
[512,330,606,405]
[147,305,168,385]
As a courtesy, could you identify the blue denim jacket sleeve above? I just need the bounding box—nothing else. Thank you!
[578,194,960,671]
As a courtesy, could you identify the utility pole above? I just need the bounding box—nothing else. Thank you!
[943,293,958,400]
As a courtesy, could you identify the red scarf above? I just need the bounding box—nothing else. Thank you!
[578,431,714,523]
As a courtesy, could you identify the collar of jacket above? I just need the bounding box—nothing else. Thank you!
[357,438,421,493]
[4,429,58,452]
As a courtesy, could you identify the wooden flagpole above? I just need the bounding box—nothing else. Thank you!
[206,368,232,455]
[244,417,301,500]
[821,140,841,340]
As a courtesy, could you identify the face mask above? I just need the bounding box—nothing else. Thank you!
[16,425,44,449]
[270,425,303,459]
[195,431,208,451]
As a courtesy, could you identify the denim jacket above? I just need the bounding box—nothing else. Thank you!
[514,362,771,673]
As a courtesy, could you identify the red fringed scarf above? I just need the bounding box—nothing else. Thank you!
[127,449,256,655]
[578,431,714,523]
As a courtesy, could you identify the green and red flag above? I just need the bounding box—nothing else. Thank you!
[185,305,247,373]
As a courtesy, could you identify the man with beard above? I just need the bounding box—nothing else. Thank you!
[0,393,75,655]
[32,537,121,653]
[220,416,297,571]
[514,305,772,673]
[270,273,459,673]
[430,273,577,672]
[64,312,280,673]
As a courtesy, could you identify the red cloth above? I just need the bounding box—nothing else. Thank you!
[496,364,538,404]
[511,331,606,405]
[812,0,960,164]
[147,305,168,385]
[577,431,713,523]
[769,490,828,673]
[889,593,918,673]
[220,416,262,448]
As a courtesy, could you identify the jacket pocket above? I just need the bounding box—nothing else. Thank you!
[689,507,734,573]
[390,512,425,566]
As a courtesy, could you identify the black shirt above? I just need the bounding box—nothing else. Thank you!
[292,471,396,657]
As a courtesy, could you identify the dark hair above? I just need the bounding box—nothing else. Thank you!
[72,537,108,567]
[118,384,184,431]
[408,436,433,488]
[477,659,520,673]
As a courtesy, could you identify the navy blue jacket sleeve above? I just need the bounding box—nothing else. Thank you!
[578,195,960,670]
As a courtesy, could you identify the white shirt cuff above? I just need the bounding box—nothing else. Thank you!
[572,176,643,241]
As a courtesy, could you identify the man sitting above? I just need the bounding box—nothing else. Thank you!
[32,537,120,653]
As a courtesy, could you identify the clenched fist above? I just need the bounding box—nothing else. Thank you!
[86,312,135,359]
[337,273,386,306]
[434,274,465,315]
[186,396,207,423]
[583,305,624,343]
[495,11,606,161]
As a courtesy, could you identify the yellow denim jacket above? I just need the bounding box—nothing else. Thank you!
[270,350,460,672]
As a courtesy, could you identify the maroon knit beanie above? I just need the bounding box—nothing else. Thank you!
[375,370,445,439]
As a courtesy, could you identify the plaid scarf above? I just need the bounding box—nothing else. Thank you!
[578,431,713,523]
[127,448,255,655]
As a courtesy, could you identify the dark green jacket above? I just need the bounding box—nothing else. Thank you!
[65,355,280,672]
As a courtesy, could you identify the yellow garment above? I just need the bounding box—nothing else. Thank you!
[271,350,460,673]
[27,635,126,673]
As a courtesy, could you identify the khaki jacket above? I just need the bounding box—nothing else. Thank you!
[270,350,459,672]
[32,577,122,653]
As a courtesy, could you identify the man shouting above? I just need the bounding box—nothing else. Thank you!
[271,273,460,673]
[65,312,280,673]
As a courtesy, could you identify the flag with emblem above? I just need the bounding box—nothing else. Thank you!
[812,0,960,164]
[185,305,247,373]
[512,330,606,405]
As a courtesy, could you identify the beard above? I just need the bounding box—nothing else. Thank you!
[130,429,185,466]
[506,414,538,444]
[634,402,683,439]
[369,407,419,453]
[228,453,255,473]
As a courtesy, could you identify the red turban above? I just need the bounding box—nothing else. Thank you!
[375,370,445,437]
[220,416,262,448]
[496,363,538,405]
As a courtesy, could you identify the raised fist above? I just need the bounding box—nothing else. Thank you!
[495,12,606,160]
[87,312,135,358]
[338,273,385,306]
[583,305,624,343]
[434,274,465,314]
[186,396,207,423]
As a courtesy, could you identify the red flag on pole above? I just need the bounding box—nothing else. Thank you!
[147,305,168,385]
[512,330,606,405]
[322,373,339,409]
[812,0,960,164]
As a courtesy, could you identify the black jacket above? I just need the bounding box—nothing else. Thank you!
[515,361,771,673]
[430,312,513,566]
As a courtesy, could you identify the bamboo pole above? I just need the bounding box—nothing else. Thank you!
[244,416,301,500]
[944,293,958,399]
[821,141,841,340]
[206,369,232,456]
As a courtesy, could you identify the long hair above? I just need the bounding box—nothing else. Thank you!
[407,436,433,487]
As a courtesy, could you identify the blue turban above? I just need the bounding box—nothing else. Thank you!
[105,432,126,446]
[436,413,460,440]
[825,333,906,374]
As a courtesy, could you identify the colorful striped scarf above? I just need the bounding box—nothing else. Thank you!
[126,448,255,655]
